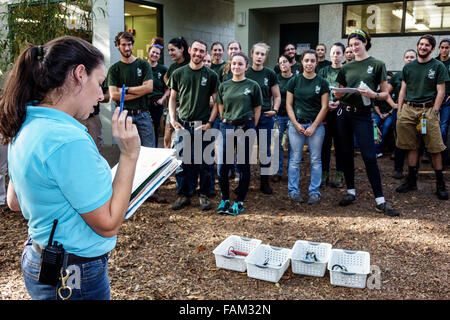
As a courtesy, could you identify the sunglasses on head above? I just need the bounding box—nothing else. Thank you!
[152,44,163,49]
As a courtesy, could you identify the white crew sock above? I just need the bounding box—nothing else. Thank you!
[375,197,385,205]
[347,189,356,196]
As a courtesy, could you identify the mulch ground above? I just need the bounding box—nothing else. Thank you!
[0,152,449,300]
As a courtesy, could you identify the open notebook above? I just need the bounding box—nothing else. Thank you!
[111,147,181,219]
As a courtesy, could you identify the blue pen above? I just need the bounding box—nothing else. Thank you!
[119,84,126,115]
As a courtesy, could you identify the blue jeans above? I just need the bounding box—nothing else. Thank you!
[132,111,155,148]
[21,240,110,300]
[372,112,395,154]
[217,121,255,202]
[288,123,325,196]
[174,125,213,197]
[275,116,290,176]
[256,114,274,176]
[440,96,450,162]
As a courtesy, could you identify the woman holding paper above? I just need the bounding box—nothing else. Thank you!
[0,36,141,300]
[216,52,262,215]
[333,29,399,217]
[286,49,329,205]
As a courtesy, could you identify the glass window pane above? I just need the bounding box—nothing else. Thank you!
[406,0,450,33]
[344,2,403,35]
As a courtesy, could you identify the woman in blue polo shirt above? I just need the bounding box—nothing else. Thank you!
[0,36,140,300]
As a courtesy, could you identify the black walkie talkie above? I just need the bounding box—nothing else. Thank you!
[38,219,65,286]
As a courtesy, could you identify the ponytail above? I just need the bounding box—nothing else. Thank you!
[0,36,104,144]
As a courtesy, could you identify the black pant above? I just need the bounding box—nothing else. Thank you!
[322,110,344,173]
[149,101,164,148]
[336,108,384,198]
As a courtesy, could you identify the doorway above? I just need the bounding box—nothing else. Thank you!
[280,22,319,60]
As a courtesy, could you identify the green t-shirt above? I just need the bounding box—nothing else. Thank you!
[375,97,392,113]
[287,74,329,121]
[277,73,294,116]
[211,61,226,76]
[148,63,168,100]
[168,65,219,122]
[216,78,263,121]
[107,58,153,110]
[246,67,278,112]
[336,56,387,109]
[166,60,189,84]
[437,57,450,94]
[402,58,449,103]
[318,60,332,72]
[218,63,232,83]
[318,65,341,101]
[273,61,301,76]
[388,71,402,103]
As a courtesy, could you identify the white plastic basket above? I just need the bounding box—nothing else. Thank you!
[327,249,371,289]
[291,240,332,277]
[245,244,291,283]
[213,235,262,272]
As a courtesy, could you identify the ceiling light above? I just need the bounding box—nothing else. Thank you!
[125,13,131,16]
[138,5,157,10]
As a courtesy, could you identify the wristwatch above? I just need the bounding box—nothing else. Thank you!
[273,109,279,115]
[208,120,214,127]
[124,87,129,94]
[375,92,380,100]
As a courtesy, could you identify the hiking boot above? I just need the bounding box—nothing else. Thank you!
[339,193,356,206]
[321,171,329,187]
[289,193,304,203]
[436,181,449,200]
[395,179,417,193]
[228,201,244,215]
[260,176,273,195]
[308,193,321,205]
[198,194,211,210]
[172,195,190,210]
[217,199,232,214]
[331,171,344,188]
[375,202,400,217]
[392,170,404,180]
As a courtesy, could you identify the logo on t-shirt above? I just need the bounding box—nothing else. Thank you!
[157,72,162,79]
[137,68,142,77]
[367,66,373,74]
[295,70,300,75]
[264,78,269,86]
[315,85,321,94]
[428,69,436,79]
[201,77,208,86]
[244,88,251,95]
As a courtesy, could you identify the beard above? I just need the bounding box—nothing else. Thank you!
[418,50,431,59]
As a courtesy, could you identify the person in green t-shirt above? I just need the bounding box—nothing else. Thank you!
[163,37,190,149]
[286,49,329,205]
[108,31,155,147]
[396,34,449,200]
[210,42,226,76]
[316,43,332,72]
[246,42,281,195]
[388,49,417,179]
[273,43,301,76]
[333,29,399,216]
[318,42,346,189]
[168,40,219,211]
[272,54,294,183]
[147,38,170,148]
[436,38,450,167]
[216,52,262,215]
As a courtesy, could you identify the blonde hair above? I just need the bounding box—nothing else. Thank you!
[251,42,270,54]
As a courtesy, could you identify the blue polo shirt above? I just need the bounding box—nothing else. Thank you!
[8,106,115,257]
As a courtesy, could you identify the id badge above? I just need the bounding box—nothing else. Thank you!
[421,117,427,135]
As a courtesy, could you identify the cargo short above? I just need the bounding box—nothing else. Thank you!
[396,102,446,153]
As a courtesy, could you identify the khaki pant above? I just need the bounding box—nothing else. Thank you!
[396,103,446,153]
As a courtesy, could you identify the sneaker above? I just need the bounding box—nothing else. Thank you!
[198,194,211,211]
[436,181,449,200]
[376,153,383,158]
[308,193,321,205]
[339,193,356,206]
[172,195,191,210]
[289,193,304,203]
[228,201,244,216]
[375,202,400,217]
[217,199,231,214]
[321,171,329,187]
[395,180,417,193]
[331,171,344,188]
[260,177,273,195]
[392,170,404,180]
